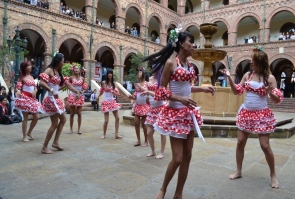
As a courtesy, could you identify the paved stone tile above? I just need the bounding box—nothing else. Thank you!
[0,111,294,199]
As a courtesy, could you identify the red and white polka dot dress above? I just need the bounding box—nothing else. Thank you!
[67,78,88,107]
[235,73,283,134]
[40,73,66,115]
[133,83,150,117]
[153,57,203,139]
[100,85,121,113]
[145,82,165,125]
[15,79,43,113]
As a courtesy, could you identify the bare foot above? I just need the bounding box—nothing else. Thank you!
[101,135,106,139]
[146,153,156,157]
[270,175,279,189]
[22,137,29,142]
[69,129,73,134]
[52,144,64,151]
[156,154,164,159]
[115,135,122,139]
[141,142,148,147]
[134,142,141,147]
[41,147,54,154]
[155,190,165,199]
[229,172,242,180]
[78,131,82,134]
[26,134,34,140]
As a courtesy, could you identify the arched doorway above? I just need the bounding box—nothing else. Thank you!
[235,60,251,83]
[125,7,142,36]
[149,16,161,42]
[97,0,117,28]
[95,47,115,81]
[212,21,228,46]
[269,11,295,41]
[271,58,295,97]
[212,62,226,86]
[59,39,84,65]
[237,16,260,45]
[186,25,200,47]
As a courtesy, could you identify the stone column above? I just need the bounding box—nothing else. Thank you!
[113,64,125,84]
[84,0,97,23]
[141,24,147,38]
[229,0,237,5]
[205,0,210,10]
[162,0,168,7]
[49,0,60,13]
[262,28,270,43]
[116,16,126,32]
[43,52,52,69]
[160,32,167,45]
[177,0,185,16]
[82,59,96,85]
[228,32,237,46]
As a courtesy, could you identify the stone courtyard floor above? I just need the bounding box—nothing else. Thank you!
[0,110,294,199]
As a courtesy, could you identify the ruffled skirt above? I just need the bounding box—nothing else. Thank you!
[154,106,203,139]
[68,94,84,106]
[15,93,43,113]
[101,100,121,113]
[237,107,276,134]
[145,105,164,125]
[133,104,149,116]
[42,96,65,115]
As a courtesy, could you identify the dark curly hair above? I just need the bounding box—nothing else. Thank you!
[48,53,64,86]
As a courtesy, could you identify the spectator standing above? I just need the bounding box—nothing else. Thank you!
[0,96,12,125]
[99,20,104,26]
[42,0,49,9]
[110,22,115,29]
[125,26,131,34]
[30,0,37,5]
[37,0,42,7]
[90,89,99,111]
[133,27,138,37]
[155,36,160,44]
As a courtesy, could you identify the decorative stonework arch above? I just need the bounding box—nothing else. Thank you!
[10,23,50,51]
[167,21,178,29]
[265,7,295,29]
[211,18,230,32]
[232,56,251,73]
[124,48,139,60]
[56,33,88,58]
[124,3,145,26]
[183,22,200,31]
[93,41,119,65]
[269,53,295,70]
[148,12,164,32]
[96,0,121,16]
[232,12,262,33]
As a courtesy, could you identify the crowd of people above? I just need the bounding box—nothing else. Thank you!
[244,35,260,44]
[18,0,49,9]
[124,26,139,37]
[279,31,295,40]
[59,2,87,21]
[0,26,283,198]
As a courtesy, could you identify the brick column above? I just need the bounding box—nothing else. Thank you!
[49,0,60,13]
[228,32,237,46]
[113,64,124,84]
[85,0,97,23]
[82,59,96,84]
[116,16,126,32]
[262,28,270,43]
[229,0,237,5]
[141,24,147,38]
[177,5,185,16]
[43,52,52,69]
[162,0,168,7]
[160,32,167,45]
[205,0,210,10]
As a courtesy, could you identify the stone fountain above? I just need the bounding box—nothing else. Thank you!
[191,23,245,116]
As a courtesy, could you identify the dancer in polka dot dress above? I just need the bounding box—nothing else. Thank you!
[98,69,122,139]
[140,73,166,159]
[15,61,43,142]
[143,30,215,199]
[220,47,282,188]
[67,64,88,134]
[39,53,80,154]
[128,69,150,147]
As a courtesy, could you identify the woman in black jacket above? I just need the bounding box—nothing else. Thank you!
[0,95,12,125]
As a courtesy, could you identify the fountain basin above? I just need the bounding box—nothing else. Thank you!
[192,49,227,62]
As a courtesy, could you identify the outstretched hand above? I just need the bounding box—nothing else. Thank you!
[219,69,230,77]
[204,86,215,96]
[180,97,197,109]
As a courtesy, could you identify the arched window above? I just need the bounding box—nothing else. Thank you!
[280,22,295,34]
[150,30,159,42]
[222,31,228,45]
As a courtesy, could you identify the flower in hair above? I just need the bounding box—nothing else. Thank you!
[169,24,182,47]
[52,51,59,58]
[253,45,263,52]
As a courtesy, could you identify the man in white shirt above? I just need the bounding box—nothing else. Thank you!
[155,36,160,44]
[30,0,37,5]
[90,89,99,111]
